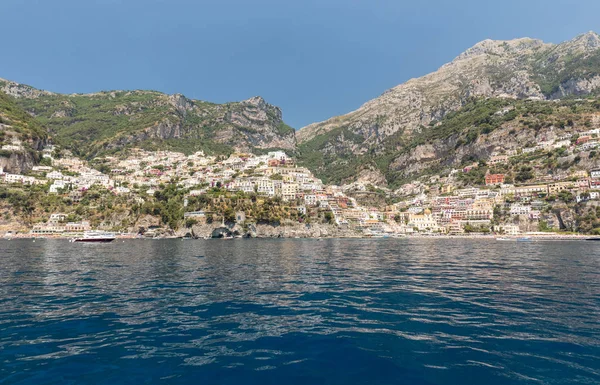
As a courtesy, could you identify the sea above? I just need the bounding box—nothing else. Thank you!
[0,238,598,385]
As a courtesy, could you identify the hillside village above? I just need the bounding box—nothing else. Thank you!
[3,117,600,237]
[3,31,600,238]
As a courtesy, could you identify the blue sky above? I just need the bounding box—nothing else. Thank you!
[1,0,599,128]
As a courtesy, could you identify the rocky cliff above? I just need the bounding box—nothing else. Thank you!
[296,32,600,185]
[0,91,47,173]
[179,222,359,239]
[0,79,295,158]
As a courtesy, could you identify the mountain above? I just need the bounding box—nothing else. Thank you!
[0,91,48,173]
[2,31,600,185]
[0,79,295,158]
[296,32,600,186]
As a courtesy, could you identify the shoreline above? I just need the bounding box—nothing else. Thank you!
[0,233,594,241]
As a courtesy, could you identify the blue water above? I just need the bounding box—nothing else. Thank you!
[0,239,599,384]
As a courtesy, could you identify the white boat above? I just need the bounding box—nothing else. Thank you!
[517,237,532,242]
[72,231,116,243]
[496,237,512,241]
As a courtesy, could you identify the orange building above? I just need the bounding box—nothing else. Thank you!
[485,174,505,186]
[577,136,591,145]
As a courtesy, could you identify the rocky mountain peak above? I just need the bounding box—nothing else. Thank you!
[454,37,546,62]
[0,78,55,99]
[168,93,193,113]
[296,31,600,185]
[240,96,284,121]
[243,96,268,108]
[560,31,600,53]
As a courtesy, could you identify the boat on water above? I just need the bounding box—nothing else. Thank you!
[585,237,600,241]
[496,237,533,242]
[72,231,116,243]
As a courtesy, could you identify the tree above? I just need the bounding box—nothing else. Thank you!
[558,190,574,203]
[223,207,235,223]
[580,192,591,201]
[515,166,534,183]
[538,220,551,232]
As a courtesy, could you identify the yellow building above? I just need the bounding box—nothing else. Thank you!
[547,182,575,195]
[472,198,494,210]
[440,184,455,194]
[409,209,441,232]
[514,185,547,195]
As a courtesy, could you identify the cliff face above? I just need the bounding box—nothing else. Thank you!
[387,99,600,181]
[180,222,358,239]
[0,79,295,157]
[296,32,600,185]
[0,91,47,173]
[0,150,41,174]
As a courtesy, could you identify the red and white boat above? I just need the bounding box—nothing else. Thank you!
[72,231,116,243]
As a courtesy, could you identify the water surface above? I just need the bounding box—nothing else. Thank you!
[1,239,599,384]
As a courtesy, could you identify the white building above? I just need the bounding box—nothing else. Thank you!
[184,211,206,218]
[234,180,255,193]
[114,186,131,194]
[281,183,298,201]
[47,171,64,180]
[304,194,317,206]
[4,174,23,184]
[493,224,520,235]
[509,204,532,216]
[256,178,275,196]
[49,180,70,193]
[456,188,480,198]
[553,140,571,149]
[408,209,441,232]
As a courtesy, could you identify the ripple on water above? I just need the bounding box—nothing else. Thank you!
[0,238,599,385]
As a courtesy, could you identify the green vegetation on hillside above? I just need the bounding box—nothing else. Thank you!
[0,91,48,163]
[8,89,293,159]
[15,91,172,157]
[387,98,600,186]
[532,50,600,97]
[0,181,332,232]
[297,126,365,184]
[297,97,600,187]
[296,98,522,185]
[0,92,47,144]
